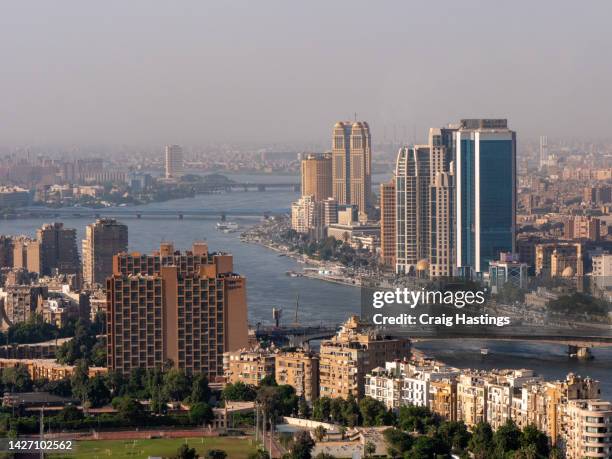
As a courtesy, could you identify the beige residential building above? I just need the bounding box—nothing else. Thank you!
[12,237,41,274]
[319,316,410,400]
[0,358,106,381]
[275,350,319,401]
[457,373,487,428]
[301,153,332,201]
[379,181,396,268]
[82,218,128,286]
[430,379,457,422]
[224,348,276,386]
[562,400,612,459]
[106,242,248,379]
[291,195,319,234]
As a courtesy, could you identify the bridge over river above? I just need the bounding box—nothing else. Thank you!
[14,206,288,219]
[256,324,612,359]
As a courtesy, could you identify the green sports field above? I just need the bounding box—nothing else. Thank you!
[49,436,258,459]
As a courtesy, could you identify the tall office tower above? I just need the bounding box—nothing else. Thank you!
[36,223,80,277]
[0,236,14,269]
[455,119,516,275]
[379,181,396,267]
[82,219,128,286]
[332,121,372,218]
[428,128,455,278]
[395,146,430,274]
[106,242,248,378]
[165,144,184,179]
[301,153,332,201]
[539,135,548,170]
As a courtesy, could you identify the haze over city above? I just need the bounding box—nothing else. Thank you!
[2,0,612,148]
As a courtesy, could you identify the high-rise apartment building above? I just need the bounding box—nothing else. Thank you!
[106,242,248,379]
[379,181,396,268]
[455,119,516,275]
[165,144,184,179]
[332,121,371,218]
[12,237,41,274]
[319,316,410,399]
[291,195,319,235]
[395,145,430,274]
[275,350,320,402]
[301,153,332,201]
[82,219,128,286]
[428,128,455,278]
[36,223,80,278]
[0,236,14,269]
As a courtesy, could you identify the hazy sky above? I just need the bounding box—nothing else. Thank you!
[1,1,611,147]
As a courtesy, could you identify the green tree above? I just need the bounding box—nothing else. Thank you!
[520,424,550,458]
[438,420,471,452]
[204,449,227,459]
[86,374,111,407]
[189,402,214,425]
[163,368,191,401]
[383,428,412,455]
[493,419,521,454]
[56,405,83,423]
[112,396,145,423]
[291,431,315,459]
[175,444,197,459]
[222,381,257,401]
[1,365,32,392]
[358,397,388,426]
[468,422,494,459]
[341,395,360,427]
[70,360,89,404]
[397,405,438,434]
[312,397,331,422]
[248,449,271,459]
[190,373,211,404]
[298,396,310,418]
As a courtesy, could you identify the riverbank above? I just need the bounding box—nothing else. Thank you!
[240,220,364,288]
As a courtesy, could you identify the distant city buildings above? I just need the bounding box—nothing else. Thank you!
[106,242,248,379]
[82,218,128,287]
[165,144,184,179]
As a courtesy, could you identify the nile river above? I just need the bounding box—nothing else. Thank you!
[1,177,611,395]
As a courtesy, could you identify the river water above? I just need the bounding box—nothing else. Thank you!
[1,177,611,396]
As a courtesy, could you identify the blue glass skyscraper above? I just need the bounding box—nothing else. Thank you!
[455,119,516,275]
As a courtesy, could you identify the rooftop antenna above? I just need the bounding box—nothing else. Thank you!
[354,112,358,122]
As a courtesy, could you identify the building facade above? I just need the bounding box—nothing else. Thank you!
[332,121,372,218]
[165,144,184,179]
[301,153,332,201]
[82,218,128,286]
[106,242,248,379]
[379,181,396,268]
[455,119,516,275]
